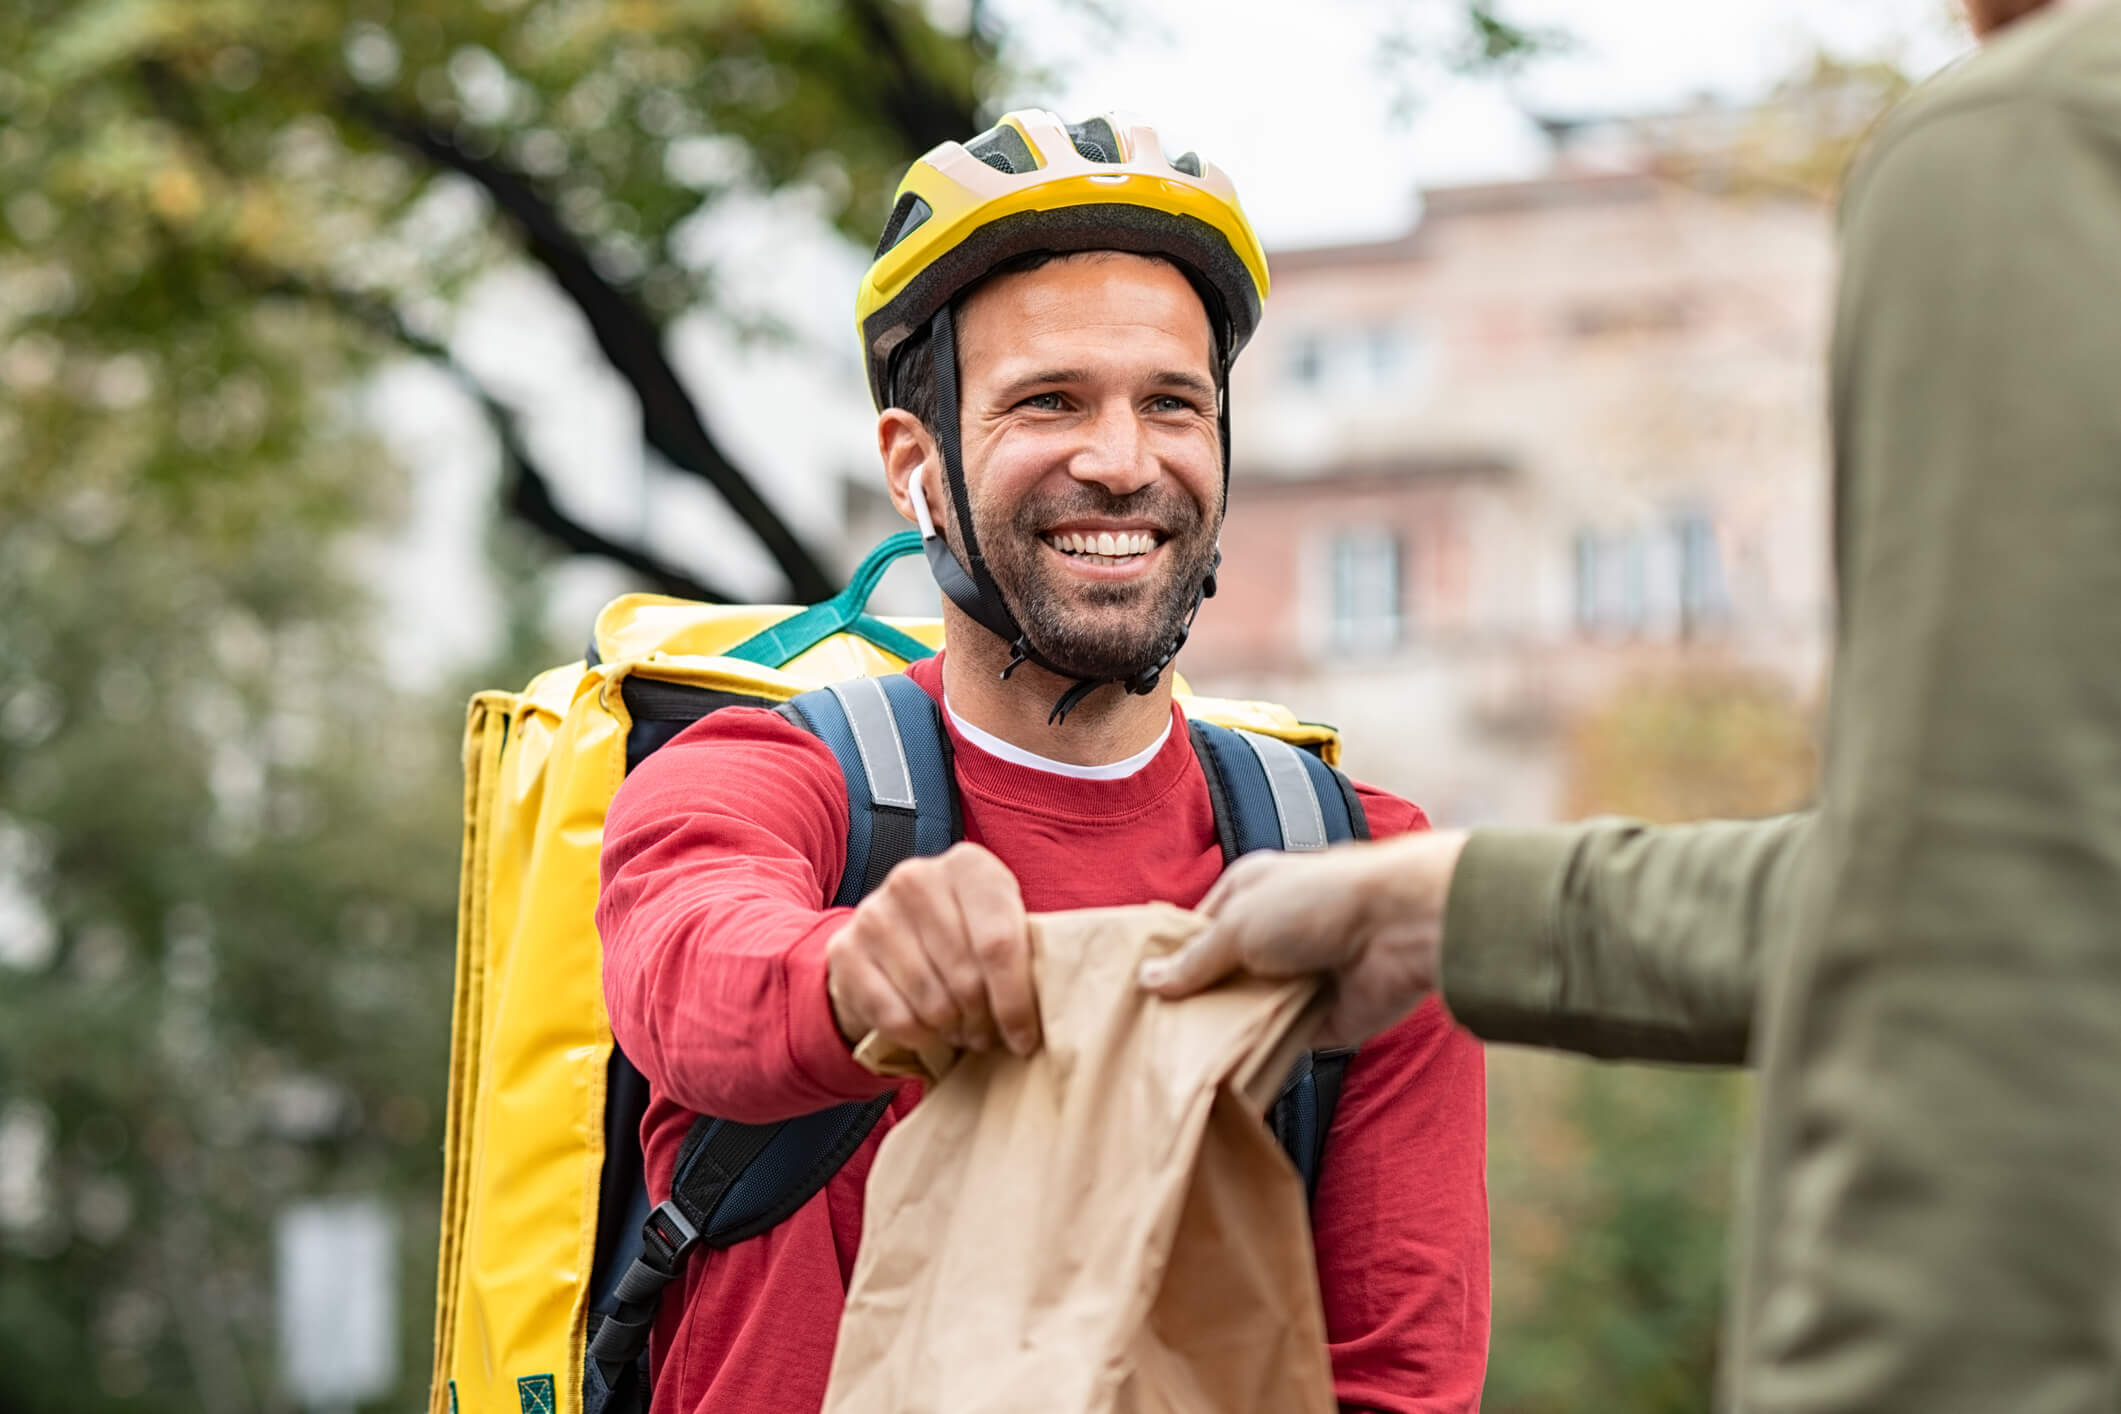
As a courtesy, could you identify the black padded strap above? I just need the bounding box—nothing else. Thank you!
[676,1095,895,1247]
[865,809,917,895]
[1195,718,1365,1202]
[1329,761,1372,841]
[1311,1047,1355,1141]
[587,1097,894,1382]
[667,1115,783,1232]
[1188,720,1243,868]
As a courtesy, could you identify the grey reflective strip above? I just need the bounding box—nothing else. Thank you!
[1237,730,1329,852]
[827,678,918,810]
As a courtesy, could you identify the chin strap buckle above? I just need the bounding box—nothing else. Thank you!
[1047,676,1107,727]
[1000,636,1032,681]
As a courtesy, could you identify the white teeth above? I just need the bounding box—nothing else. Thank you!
[1045,531,1159,558]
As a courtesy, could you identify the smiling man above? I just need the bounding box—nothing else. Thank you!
[594,111,1491,1414]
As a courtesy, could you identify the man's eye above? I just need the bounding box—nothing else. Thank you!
[1151,395,1199,414]
[1018,392,1065,411]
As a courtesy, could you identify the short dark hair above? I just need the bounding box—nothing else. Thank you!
[885,248,1224,439]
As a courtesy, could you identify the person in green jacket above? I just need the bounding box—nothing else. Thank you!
[1143,1,2121,1409]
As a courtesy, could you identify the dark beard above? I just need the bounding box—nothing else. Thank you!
[960,480,1220,683]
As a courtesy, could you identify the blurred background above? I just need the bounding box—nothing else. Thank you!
[0,2,1971,1410]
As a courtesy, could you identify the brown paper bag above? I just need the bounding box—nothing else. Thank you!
[822,904,1336,1414]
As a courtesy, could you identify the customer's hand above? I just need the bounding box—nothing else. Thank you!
[1139,831,1468,1047]
[826,842,1040,1058]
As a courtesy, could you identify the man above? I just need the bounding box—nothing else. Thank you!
[597,111,1489,1414]
[1146,3,2121,1411]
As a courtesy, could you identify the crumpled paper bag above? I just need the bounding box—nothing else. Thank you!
[822,903,1336,1414]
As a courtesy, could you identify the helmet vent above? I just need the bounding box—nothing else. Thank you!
[964,123,1038,177]
[1171,151,1204,178]
[873,192,933,257]
[1067,117,1121,165]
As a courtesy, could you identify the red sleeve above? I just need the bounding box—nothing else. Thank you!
[1321,785,1491,1412]
[596,706,895,1123]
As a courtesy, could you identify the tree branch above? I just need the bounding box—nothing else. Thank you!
[135,59,743,603]
[841,0,983,152]
[244,266,741,604]
[343,95,838,602]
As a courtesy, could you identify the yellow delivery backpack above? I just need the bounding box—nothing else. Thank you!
[430,532,1366,1414]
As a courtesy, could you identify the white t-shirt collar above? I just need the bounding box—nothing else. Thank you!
[943,695,1171,781]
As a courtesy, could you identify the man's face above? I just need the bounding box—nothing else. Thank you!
[946,252,1224,682]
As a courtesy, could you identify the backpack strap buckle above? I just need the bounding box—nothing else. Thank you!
[638,1200,700,1273]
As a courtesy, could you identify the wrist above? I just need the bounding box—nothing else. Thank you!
[1360,830,1465,926]
[824,924,864,1048]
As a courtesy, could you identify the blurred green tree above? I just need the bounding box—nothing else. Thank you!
[1484,668,1815,1414]
[0,5,998,1408]
[0,4,991,1407]
[0,294,463,1411]
[4,0,997,604]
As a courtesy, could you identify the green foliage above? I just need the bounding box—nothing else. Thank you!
[1486,1059,1747,1414]
[1453,2,1571,74]
[6,0,988,323]
[1563,668,1818,825]
[0,4,996,1405]
[0,291,460,1411]
[1478,669,1816,1412]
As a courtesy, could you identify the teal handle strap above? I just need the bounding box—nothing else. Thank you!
[724,531,936,668]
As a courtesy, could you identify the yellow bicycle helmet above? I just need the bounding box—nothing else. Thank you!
[857,110,1270,723]
[856,109,1270,411]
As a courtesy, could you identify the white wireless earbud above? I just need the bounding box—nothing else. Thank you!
[909,473,938,540]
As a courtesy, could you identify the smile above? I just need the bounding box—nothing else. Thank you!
[1040,529,1163,566]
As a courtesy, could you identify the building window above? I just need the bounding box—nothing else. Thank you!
[1327,529,1405,657]
[1574,513,1730,638]
[1284,324,1430,399]
[1367,326,1402,378]
[1572,531,1601,634]
[1573,529,1650,636]
[1674,511,1729,637]
[1287,335,1323,388]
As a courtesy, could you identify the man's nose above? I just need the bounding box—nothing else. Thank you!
[1066,399,1158,497]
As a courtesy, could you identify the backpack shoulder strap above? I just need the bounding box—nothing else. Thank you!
[1187,719,1368,862]
[587,675,959,1407]
[1188,718,1368,1206]
[778,673,960,905]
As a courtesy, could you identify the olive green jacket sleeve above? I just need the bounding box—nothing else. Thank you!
[1439,814,1812,1066]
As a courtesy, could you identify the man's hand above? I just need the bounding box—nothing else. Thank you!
[1139,831,1469,1047]
[825,842,1040,1058]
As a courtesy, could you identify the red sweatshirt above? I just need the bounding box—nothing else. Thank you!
[597,655,1490,1413]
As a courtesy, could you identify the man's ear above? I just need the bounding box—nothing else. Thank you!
[878,409,940,529]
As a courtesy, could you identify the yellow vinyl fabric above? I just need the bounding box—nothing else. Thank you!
[430,596,1344,1413]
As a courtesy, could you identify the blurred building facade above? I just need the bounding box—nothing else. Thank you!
[1182,112,1839,825]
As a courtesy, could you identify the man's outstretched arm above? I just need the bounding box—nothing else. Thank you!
[1142,811,1811,1063]
[1441,812,1811,1063]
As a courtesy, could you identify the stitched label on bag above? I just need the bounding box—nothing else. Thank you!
[518,1374,556,1414]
